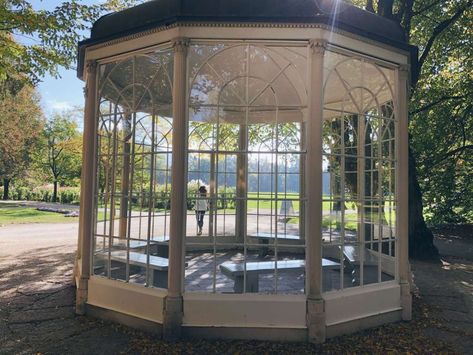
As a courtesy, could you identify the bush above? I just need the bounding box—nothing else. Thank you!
[0,185,80,204]
[217,186,236,209]
[58,187,80,204]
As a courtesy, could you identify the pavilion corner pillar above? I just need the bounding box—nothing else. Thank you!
[236,125,248,243]
[396,65,412,321]
[75,60,98,315]
[306,39,326,343]
[164,38,189,340]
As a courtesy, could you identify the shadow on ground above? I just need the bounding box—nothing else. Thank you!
[0,226,472,354]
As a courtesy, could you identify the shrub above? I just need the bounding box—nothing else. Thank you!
[0,185,80,204]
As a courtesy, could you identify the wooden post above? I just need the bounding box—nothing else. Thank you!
[119,114,132,239]
[236,124,248,243]
[306,39,326,343]
[209,152,216,237]
[164,38,188,339]
[76,60,98,315]
[396,64,412,320]
[299,122,306,241]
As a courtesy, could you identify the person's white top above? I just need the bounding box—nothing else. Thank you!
[194,196,208,211]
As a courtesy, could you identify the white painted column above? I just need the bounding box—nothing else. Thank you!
[75,60,98,315]
[306,39,326,343]
[300,122,306,241]
[236,124,248,243]
[119,114,132,239]
[396,65,412,321]
[164,38,189,339]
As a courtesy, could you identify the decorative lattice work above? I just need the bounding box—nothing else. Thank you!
[322,51,397,292]
[185,43,308,294]
[93,49,174,288]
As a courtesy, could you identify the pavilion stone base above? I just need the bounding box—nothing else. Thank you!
[84,277,403,342]
[325,309,402,339]
[85,303,402,342]
[86,304,163,336]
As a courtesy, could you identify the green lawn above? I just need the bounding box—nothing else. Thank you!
[0,203,80,225]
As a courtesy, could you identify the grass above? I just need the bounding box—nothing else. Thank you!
[0,202,86,225]
[0,204,78,225]
[0,203,108,225]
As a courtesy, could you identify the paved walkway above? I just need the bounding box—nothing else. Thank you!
[0,222,134,354]
[411,226,473,354]
[0,222,472,354]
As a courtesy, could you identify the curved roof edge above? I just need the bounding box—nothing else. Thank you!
[77,0,418,81]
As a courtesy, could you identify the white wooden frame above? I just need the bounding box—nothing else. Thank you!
[76,21,411,341]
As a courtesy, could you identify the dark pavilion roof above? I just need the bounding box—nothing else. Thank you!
[78,0,414,79]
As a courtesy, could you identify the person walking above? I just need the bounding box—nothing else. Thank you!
[194,186,208,235]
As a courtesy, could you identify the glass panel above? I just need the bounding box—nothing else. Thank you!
[186,43,307,294]
[93,48,173,289]
[322,245,343,292]
[323,50,398,292]
[93,236,108,276]
[253,247,306,294]
[185,243,218,293]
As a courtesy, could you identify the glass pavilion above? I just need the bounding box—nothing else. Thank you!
[75,0,415,342]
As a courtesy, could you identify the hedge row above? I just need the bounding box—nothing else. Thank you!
[1,183,235,209]
[0,186,80,204]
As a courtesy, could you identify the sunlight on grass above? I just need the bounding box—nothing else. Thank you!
[0,203,80,225]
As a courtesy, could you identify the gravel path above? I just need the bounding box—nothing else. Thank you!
[0,222,471,354]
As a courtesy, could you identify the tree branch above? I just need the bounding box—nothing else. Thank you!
[409,95,468,115]
[394,0,406,22]
[431,107,473,166]
[0,25,23,31]
[440,144,473,160]
[378,0,394,18]
[366,0,375,13]
[53,147,64,160]
[413,0,447,16]
[417,1,472,83]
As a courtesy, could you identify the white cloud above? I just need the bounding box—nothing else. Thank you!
[47,100,75,111]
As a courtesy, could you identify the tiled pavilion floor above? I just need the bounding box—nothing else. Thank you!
[93,212,394,294]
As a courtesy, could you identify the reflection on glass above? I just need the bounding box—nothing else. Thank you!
[93,49,174,289]
[322,51,397,291]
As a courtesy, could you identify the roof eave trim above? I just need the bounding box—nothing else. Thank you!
[77,19,413,80]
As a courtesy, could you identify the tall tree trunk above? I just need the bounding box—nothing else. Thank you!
[408,147,438,259]
[53,179,58,203]
[2,179,10,200]
[369,0,447,262]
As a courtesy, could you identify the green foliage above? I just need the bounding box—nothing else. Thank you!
[0,82,43,183]
[0,185,80,203]
[411,70,473,224]
[408,1,473,224]
[347,0,473,227]
[0,0,144,84]
[216,186,236,209]
[34,111,82,201]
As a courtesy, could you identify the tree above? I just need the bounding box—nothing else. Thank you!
[0,79,43,199]
[39,112,82,202]
[0,0,143,85]
[349,0,472,258]
[409,5,473,225]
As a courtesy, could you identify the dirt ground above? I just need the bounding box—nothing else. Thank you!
[0,223,471,354]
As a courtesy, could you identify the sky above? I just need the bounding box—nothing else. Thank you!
[29,0,104,116]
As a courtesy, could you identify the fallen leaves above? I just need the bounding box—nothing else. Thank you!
[117,295,459,355]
